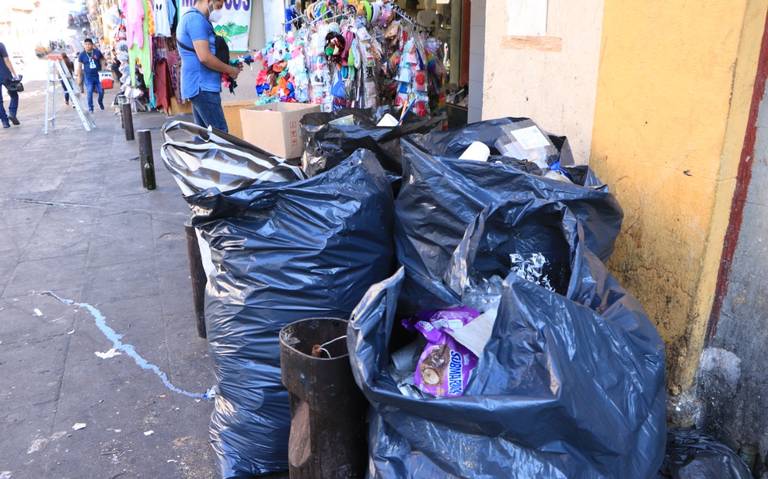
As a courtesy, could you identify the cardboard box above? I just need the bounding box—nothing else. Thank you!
[240,103,321,158]
[222,100,255,139]
[168,97,192,116]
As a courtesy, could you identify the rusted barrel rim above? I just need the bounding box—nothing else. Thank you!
[279,317,349,361]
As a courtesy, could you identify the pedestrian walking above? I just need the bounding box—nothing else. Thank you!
[77,38,105,113]
[176,0,241,132]
[0,41,20,128]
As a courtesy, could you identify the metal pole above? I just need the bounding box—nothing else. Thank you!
[122,102,134,141]
[117,95,125,129]
[137,129,156,190]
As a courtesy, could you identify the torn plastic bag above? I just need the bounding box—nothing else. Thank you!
[348,205,666,478]
[300,108,442,177]
[183,150,395,478]
[395,139,623,313]
[659,429,752,479]
[160,120,304,196]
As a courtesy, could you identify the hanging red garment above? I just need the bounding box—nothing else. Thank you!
[154,57,173,114]
[165,49,182,101]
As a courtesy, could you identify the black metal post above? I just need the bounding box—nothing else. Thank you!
[122,102,134,141]
[137,129,157,190]
[184,224,207,339]
[117,95,125,129]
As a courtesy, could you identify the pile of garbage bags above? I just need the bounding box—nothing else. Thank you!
[162,114,668,478]
[161,121,395,477]
[347,118,666,477]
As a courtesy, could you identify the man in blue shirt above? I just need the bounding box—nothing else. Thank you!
[0,41,20,128]
[77,38,105,113]
[177,0,240,132]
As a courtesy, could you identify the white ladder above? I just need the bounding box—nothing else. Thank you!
[44,55,96,134]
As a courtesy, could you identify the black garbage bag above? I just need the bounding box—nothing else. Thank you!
[409,117,615,188]
[161,120,304,195]
[394,139,623,314]
[659,429,752,479]
[181,150,395,477]
[300,108,442,177]
[348,204,667,478]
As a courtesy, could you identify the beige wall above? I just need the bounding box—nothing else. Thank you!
[481,0,605,163]
[468,0,486,122]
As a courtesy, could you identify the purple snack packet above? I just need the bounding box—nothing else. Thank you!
[405,307,480,398]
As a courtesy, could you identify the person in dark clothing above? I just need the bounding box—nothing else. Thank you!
[60,53,75,106]
[77,38,105,112]
[0,41,20,128]
[109,49,123,107]
[110,48,122,83]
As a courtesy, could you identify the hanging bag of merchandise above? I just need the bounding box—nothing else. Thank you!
[252,0,447,118]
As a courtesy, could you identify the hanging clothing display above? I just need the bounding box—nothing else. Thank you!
[153,0,172,37]
[121,0,145,48]
[254,1,446,117]
[167,0,177,35]
[113,0,182,113]
[128,1,153,91]
[152,37,181,112]
[154,57,173,112]
[165,48,182,102]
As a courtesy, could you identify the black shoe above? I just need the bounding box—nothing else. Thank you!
[99,102,105,111]
[8,116,19,125]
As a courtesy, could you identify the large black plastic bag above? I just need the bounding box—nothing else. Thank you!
[659,429,752,479]
[161,120,304,195]
[348,204,667,478]
[395,139,622,313]
[409,117,610,187]
[300,108,442,177]
[184,150,395,477]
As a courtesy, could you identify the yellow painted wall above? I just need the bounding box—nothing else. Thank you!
[590,0,768,392]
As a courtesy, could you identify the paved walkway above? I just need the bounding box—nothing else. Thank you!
[0,82,218,478]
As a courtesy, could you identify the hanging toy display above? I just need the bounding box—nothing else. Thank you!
[252,0,446,117]
[324,31,346,64]
[287,33,310,102]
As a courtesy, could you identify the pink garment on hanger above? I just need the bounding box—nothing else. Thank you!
[121,0,145,48]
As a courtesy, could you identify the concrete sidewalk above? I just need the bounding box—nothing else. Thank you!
[0,82,218,478]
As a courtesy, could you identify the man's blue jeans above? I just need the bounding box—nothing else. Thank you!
[85,79,104,111]
[190,91,228,133]
[0,82,19,124]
